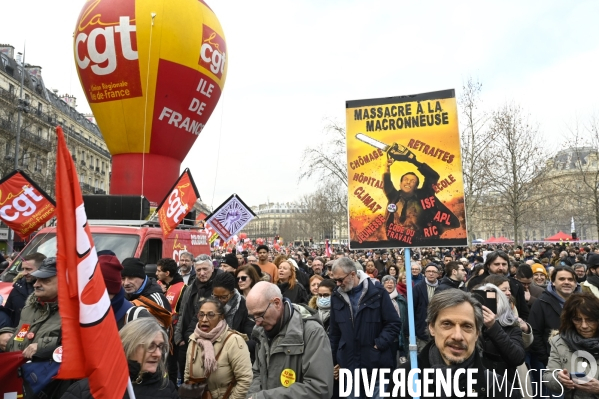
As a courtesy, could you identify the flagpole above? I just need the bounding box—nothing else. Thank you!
[127,378,137,399]
[404,248,419,399]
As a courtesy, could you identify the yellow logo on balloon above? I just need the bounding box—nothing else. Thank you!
[280,368,296,387]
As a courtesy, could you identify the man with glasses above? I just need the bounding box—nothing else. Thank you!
[178,251,195,285]
[256,245,278,283]
[413,263,440,352]
[467,250,529,321]
[246,282,333,398]
[436,261,466,293]
[329,257,401,398]
[174,254,222,383]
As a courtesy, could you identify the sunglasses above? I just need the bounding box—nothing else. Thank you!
[237,276,248,282]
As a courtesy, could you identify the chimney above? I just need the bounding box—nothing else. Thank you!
[60,94,77,109]
[26,65,42,78]
[0,44,15,59]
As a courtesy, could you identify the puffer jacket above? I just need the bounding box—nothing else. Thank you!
[247,301,334,399]
[185,326,253,399]
[62,359,178,398]
[4,276,34,327]
[543,333,599,399]
[5,294,61,357]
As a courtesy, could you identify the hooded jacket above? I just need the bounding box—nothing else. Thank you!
[329,270,402,371]
[247,301,334,399]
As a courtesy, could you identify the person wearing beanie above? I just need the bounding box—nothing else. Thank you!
[98,251,152,330]
[531,263,548,289]
[121,257,171,312]
[220,252,239,274]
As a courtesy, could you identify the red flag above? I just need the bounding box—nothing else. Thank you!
[325,239,331,257]
[156,168,200,237]
[0,351,25,397]
[0,169,55,238]
[54,126,128,398]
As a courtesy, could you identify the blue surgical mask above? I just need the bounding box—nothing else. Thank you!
[317,296,331,308]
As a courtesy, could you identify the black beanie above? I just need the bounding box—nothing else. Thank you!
[224,253,239,269]
[121,257,146,279]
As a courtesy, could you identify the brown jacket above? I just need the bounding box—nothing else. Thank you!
[185,326,252,399]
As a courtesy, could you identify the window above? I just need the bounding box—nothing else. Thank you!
[140,238,163,265]
[37,127,42,137]
[9,84,14,95]
[37,102,42,115]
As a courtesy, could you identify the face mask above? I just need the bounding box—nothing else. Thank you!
[317,297,331,308]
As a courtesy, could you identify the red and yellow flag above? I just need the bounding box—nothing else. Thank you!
[55,126,128,398]
[156,168,200,237]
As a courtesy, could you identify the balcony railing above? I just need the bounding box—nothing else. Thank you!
[0,117,54,151]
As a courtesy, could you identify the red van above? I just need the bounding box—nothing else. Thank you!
[0,221,211,304]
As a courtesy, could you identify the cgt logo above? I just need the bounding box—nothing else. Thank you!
[75,16,138,76]
[0,186,44,221]
[199,25,226,79]
[166,188,189,225]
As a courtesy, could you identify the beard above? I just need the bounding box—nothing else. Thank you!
[340,278,356,293]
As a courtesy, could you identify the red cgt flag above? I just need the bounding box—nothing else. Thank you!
[54,126,128,398]
[156,168,200,237]
[0,169,55,238]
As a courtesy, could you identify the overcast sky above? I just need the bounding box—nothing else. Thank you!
[2,0,598,209]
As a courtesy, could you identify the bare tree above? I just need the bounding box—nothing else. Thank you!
[484,103,548,244]
[299,119,348,188]
[458,78,492,240]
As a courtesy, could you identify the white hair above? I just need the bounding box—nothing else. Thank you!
[477,283,518,327]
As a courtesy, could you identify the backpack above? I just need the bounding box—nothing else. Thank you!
[131,295,172,328]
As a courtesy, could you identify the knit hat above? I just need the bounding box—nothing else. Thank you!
[223,253,239,269]
[0,326,15,336]
[121,258,146,279]
[531,263,548,277]
[587,254,599,269]
[98,252,124,295]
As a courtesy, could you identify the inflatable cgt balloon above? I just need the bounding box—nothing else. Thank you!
[74,0,226,203]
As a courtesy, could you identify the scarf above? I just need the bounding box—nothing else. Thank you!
[317,300,331,327]
[561,329,599,358]
[223,290,241,327]
[396,282,407,297]
[429,343,476,373]
[425,279,438,301]
[193,319,228,375]
[587,275,599,289]
[132,276,149,296]
[266,298,294,340]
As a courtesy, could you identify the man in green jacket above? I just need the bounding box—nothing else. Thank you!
[246,282,334,399]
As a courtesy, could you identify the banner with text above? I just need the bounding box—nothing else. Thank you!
[346,89,467,249]
[0,169,56,238]
[205,194,256,241]
[156,168,200,237]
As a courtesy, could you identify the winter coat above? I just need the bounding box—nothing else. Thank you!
[6,294,61,357]
[413,280,434,340]
[247,302,333,399]
[277,281,309,304]
[467,271,529,321]
[127,277,172,312]
[329,272,402,371]
[389,290,409,353]
[403,341,521,399]
[528,290,563,365]
[185,326,253,399]
[435,276,465,293]
[543,333,599,399]
[4,276,34,327]
[175,269,222,344]
[62,359,178,399]
[480,322,526,383]
[581,280,599,299]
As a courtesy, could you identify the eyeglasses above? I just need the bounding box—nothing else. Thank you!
[198,312,221,320]
[147,342,166,353]
[212,293,231,301]
[317,293,331,298]
[572,317,598,326]
[333,272,351,283]
[237,276,248,282]
[253,302,272,322]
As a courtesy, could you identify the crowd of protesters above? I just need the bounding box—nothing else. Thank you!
[2,241,599,398]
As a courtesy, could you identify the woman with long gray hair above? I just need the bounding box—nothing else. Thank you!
[474,281,526,385]
[62,317,178,398]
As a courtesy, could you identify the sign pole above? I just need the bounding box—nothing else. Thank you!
[404,248,419,399]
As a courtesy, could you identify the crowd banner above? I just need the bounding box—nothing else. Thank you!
[205,194,256,241]
[54,126,129,399]
[0,351,25,398]
[346,89,468,249]
[156,168,200,237]
[0,169,56,238]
